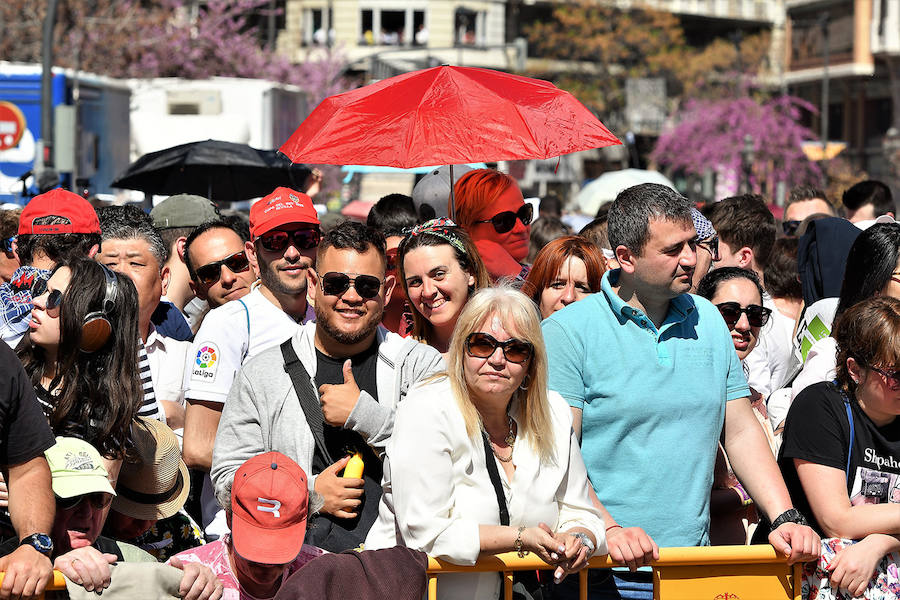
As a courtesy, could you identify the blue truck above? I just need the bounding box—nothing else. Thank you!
[0,63,130,203]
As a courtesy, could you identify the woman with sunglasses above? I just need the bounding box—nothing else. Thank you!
[453,169,533,282]
[523,236,606,320]
[779,296,900,599]
[366,287,604,599]
[396,218,490,352]
[16,258,144,480]
[697,267,777,545]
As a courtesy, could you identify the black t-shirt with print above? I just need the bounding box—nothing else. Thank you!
[0,342,55,467]
[779,380,900,535]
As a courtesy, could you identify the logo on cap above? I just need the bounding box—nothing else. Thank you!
[257,497,282,518]
[64,451,99,471]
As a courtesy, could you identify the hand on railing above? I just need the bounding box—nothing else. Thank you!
[0,546,53,600]
[768,522,820,565]
[53,546,117,594]
[605,526,659,572]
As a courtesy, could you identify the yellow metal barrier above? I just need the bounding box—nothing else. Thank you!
[426,545,803,600]
[0,571,67,598]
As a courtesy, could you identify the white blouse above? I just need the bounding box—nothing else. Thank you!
[365,377,606,600]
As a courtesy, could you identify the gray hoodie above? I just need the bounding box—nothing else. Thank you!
[210,321,444,499]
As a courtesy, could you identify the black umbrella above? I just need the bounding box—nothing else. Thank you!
[111,140,312,202]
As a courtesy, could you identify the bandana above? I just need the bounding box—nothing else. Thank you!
[401,217,467,255]
[691,208,716,241]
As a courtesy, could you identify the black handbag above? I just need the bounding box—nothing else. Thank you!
[481,433,554,600]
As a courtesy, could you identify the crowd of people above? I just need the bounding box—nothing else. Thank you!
[0,170,897,600]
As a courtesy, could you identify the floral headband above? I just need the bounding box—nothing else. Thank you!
[401,217,467,255]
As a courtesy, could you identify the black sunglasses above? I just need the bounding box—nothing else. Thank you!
[715,302,772,328]
[1,236,14,253]
[697,236,720,261]
[869,366,900,391]
[31,278,63,312]
[320,272,383,299]
[474,204,533,234]
[194,250,250,286]
[56,492,113,511]
[782,220,801,236]
[258,228,321,253]
[465,332,534,364]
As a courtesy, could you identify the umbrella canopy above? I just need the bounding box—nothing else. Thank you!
[280,65,620,168]
[112,140,312,203]
[575,169,676,216]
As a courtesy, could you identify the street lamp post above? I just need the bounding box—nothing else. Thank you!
[820,13,830,156]
[741,134,755,194]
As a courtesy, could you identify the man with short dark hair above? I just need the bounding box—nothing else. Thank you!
[543,183,818,598]
[0,208,21,283]
[783,186,833,236]
[842,179,895,224]
[183,220,255,310]
[0,189,101,348]
[211,220,443,552]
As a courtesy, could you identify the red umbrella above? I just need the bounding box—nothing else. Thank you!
[280,65,620,168]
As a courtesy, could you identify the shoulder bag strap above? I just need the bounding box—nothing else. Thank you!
[481,432,510,526]
[836,382,854,480]
[280,339,334,465]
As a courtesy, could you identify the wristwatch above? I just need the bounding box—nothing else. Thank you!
[769,508,808,532]
[19,533,53,557]
[572,532,595,556]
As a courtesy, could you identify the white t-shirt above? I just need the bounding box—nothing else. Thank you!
[183,287,302,405]
[744,294,796,397]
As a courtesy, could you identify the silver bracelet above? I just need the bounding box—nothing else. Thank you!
[572,532,595,556]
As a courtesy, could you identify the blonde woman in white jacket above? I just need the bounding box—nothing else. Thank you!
[366,287,605,600]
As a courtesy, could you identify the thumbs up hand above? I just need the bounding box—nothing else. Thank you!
[318,359,361,427]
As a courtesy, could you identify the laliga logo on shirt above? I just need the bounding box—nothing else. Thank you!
[191,343,219,382]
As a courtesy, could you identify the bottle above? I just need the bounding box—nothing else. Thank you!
[343,452,364,478]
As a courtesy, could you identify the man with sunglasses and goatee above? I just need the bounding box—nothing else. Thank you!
[183,188,321,539]
[211,220,443,552]
[542,184,819,600]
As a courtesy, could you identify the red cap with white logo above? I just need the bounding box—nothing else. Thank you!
[231,452,309,564]
[249,187,319,239]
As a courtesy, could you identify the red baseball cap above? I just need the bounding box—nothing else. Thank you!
[250,187,319,240]
[19,188,101,235]
[231,452,309,564]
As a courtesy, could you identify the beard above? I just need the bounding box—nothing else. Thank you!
[257,252,310,296]
[315,302,384,346]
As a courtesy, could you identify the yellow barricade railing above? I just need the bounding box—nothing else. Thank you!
[426,545,803,600]
[0,571,67,598]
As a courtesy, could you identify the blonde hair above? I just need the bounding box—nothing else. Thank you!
[444,286,556,463]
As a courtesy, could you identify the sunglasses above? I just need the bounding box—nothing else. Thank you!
[320,272,383,299]
[782,220,801,236]
[715,302,772,328]
[869,366,900,391]
[697,236,720,261]
[194,250,250,286]
[56,492,113,511]
[258,228,321,253]
[1,236,14,253]
[474,204,533,234]
[31,278,63,312]
[465,332,534,364]
[891,272,900,286]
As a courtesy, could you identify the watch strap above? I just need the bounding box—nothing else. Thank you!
[769,508,808,532]
[19,533,53,556]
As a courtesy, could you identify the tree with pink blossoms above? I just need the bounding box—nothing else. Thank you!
[651,95,823,198]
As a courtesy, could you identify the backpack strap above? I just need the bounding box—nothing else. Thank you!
[236,298,250,337]
[281,339,334,464]
[836,383,855,480]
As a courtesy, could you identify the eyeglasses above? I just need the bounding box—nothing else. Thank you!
[1,236,14,253]
[56,492,113,511]
[320,272,383,299]
[194,250,251,286]
[464,332,534,364]
[869,366,900,391]
[474,204,533,234]
[782,220,801,236]
[31,278,63,313]
[697,236,720,261]
[715,302,772,328]
[258,228,321,253]
[891,272,900,285]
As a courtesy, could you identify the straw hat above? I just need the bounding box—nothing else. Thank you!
[111,417,190,521]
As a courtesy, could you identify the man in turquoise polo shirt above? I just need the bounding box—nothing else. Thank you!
[543,184,818,597]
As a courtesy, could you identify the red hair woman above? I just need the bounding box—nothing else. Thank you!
[523,236,607,319]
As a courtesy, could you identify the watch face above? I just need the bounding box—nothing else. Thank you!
[22,533,53,554]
